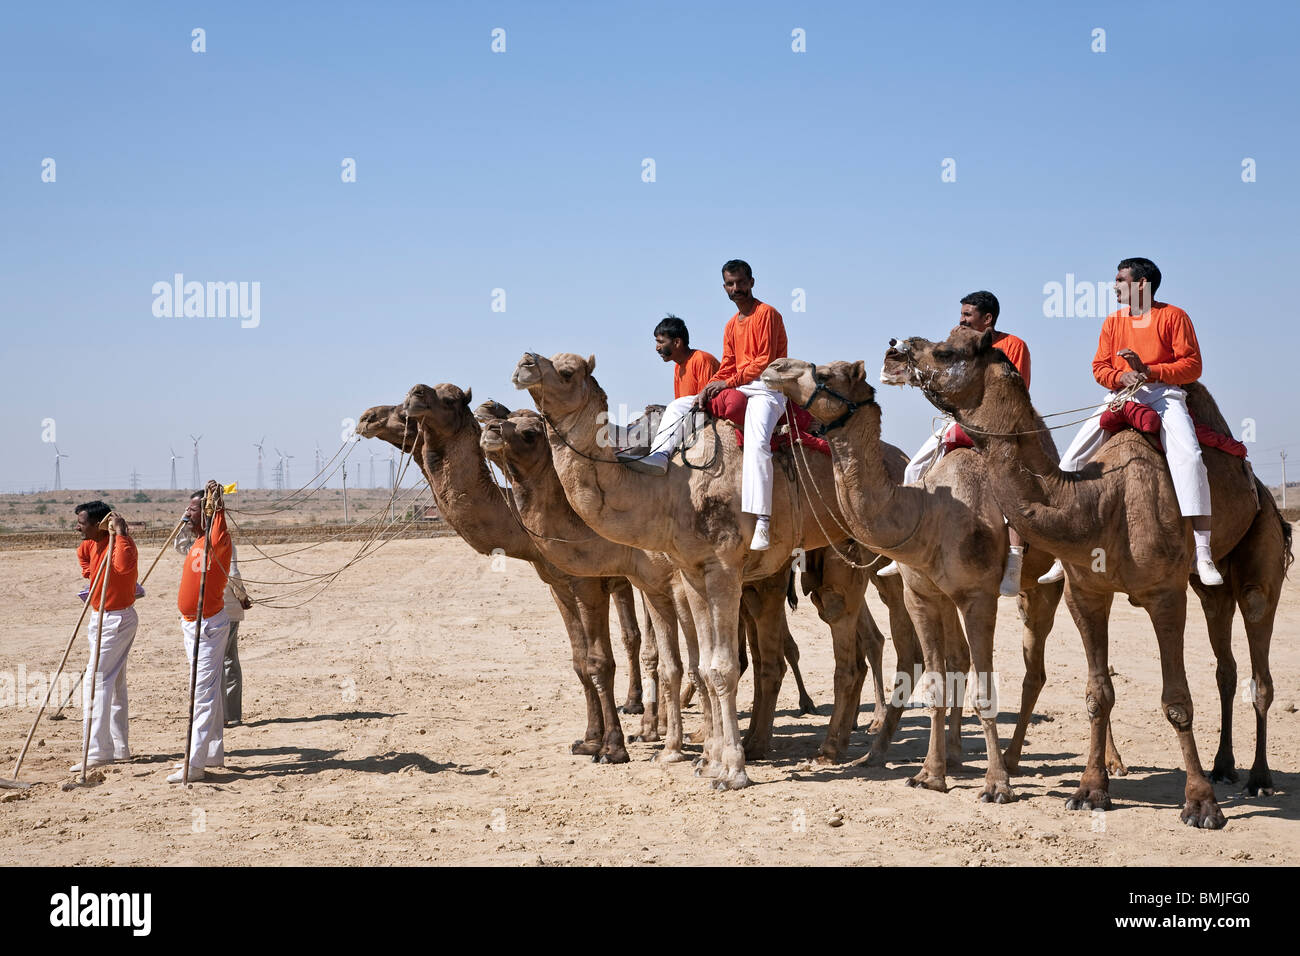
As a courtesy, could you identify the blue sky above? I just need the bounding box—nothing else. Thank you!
[2,1,1297,492]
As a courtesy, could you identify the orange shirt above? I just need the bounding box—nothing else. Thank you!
[713,302,788,388]
[77,535,139,612]
[673,349,721,399]
[1092,302,1202,391]
[992,331,1031,390]
[177,509,232,621]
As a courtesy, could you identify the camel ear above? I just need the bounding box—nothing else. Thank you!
[851,360,866,382]
[977,330,994,353]
[463,387,473,407]
[586,354,596,374]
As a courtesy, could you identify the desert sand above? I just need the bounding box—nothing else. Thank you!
[1,533,1296,866]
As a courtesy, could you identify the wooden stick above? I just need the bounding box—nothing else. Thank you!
[78,521,116,784]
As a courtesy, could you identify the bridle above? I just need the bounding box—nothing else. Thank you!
[798,379,864,432]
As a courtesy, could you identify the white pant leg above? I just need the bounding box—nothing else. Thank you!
[738,381,787,517]
[904,432,946,484]
[1057,400,1112,472]
[182,610,230,769]
[648,395,698,457]
[1141,384,1212,517]
[82,607,137,763]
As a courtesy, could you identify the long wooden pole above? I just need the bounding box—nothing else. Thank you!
[78,520,116,784]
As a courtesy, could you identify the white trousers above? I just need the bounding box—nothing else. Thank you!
[1059,383,1211,517]
[903,420,957,484]
[181,610,230,769]
[648,381,786,516]
[82,606,138,763]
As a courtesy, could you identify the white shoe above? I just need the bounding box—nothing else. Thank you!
[1196,558,1225,587]
[618,450,669,475]
[877,560,900,577]
[167,766,205,783]
[173,761,224,770]
[750,521,770,551]
[1037,559,1065,584]
[999,551,1024,597]
[69,760,110,773]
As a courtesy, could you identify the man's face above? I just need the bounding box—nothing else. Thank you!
[958,303,994,333]
[76,510,93,539]
[723,270,754,303]
[185,495,204,534]
[1115,268,1148,311]
[654,333,675,362]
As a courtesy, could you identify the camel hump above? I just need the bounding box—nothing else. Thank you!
[1182,382,1232,435]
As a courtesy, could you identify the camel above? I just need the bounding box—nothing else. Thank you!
[356,395,646,764]
[882,326,1292,826]
[479,405,871,761]
[764,358,1070,803]
[512,351,921,788]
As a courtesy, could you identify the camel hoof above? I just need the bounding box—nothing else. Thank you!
[980,783,1016,804]
[1243,769,1275,798]
[1181,799,1226,830]
[598,748,629,765]
[1106,759,1129,777]
[628,732,660,744]
[1209,763,1239,784]
[619,702,645,716]
[812,752,837,767]
[658,750,689,764]
[798,698,817,716]
[1065,789,1112,812]
[743,744,769,761]
[906,771,948,793]
[571,740,602,756]
[864,719,885,735]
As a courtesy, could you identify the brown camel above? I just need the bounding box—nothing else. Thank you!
[356,394,641,764]
[764,358,1070,802]
[512,351,921,788]
[883,326,1291,826]
[480,406,874,761]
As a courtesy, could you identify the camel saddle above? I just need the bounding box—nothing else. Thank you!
[1099,400,1248,459]
[706,389,831,456]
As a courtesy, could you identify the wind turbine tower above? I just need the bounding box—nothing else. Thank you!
[254,436,266,489]
[53,445,68,491]
[169,446,183,490]
[190,434,203,487]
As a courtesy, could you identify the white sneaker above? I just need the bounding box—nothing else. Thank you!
[167,766,205,783]
[750,520,770,551]
[1037,559,1065,584]
[1196,558,1225,587]
[999,551,1024,597]
[69,760,110,773]
[617,450,669,475]
[877,560,900,577]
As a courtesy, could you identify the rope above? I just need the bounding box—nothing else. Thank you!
[226,436,361,517]
[787,421,889,572]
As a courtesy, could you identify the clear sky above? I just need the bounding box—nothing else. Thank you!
[3,1,1297,493]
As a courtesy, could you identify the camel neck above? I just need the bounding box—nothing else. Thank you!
[418,420,537,561]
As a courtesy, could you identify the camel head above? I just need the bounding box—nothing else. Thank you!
[762,358,877,430]
[479,410,550,480]
[402,383,475,443]
[511,352,598,420]
[473,398,514,424]
[881,326,997,416]
[356,404,417,453]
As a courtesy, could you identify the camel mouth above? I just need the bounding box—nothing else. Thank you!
[880,352,913,386]
[511,363,541,389]
[479,432,506,452]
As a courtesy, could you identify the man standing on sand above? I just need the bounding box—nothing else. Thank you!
[1037,257,1223,586]
[620,260,788,551]
[170,481,233,783]
[878,291,1033,595]
[71,500,138,771]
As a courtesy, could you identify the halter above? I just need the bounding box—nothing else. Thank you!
[799,380,863,431]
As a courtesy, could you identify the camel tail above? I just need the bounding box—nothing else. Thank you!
[786,568,799,610]
[1279,509,1294,578]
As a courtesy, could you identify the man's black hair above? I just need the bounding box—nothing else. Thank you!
[75,500,111,524]
[960,290,1000,325]
[191,489,205,500]
[1117,257,1162,295]
[721,259,753,279]
[654,314,689,347]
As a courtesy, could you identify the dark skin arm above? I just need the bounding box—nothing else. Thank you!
[698,380,727,406]
[1117,349,1148,388]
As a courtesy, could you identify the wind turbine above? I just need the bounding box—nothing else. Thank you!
[190,434,203,487]
[314,442,324,482]
[275,448,294,491]
[169,446,183,491]
[53,445,68,491]
[388,449,397,489]
[254,436,266,489]
[368,451,378,489]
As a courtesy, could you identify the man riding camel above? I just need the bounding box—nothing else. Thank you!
[620,259,788,551]
[878,290,1032,595]
[1038,257,1223,586]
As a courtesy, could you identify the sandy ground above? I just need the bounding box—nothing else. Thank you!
[1,535,1296,866]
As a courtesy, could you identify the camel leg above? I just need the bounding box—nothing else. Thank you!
[853,571,921,767]
[941,599,969,765]
[679,569,725,776]
[546,582,603,756]
[638,591,687,762]
[570,578,628,764]
[858,607,887,734]
[1190,573,1239,784]
[806,556,872,763]
[1241,612,1276,796]
[678,590,709,745]
[1003,580,1060,775]
[697,565,748,790]
[1062,584,1117,812]
[784,631,817,716]
[613,584,645,717]
[740,578,789,761]
[1138,588,1224,829]
[900,582,951,793]
[960,594,1015,804]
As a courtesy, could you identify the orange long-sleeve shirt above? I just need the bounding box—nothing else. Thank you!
[177,509,232,621]
[713,302,788,389]
[1092,302,1202,390]
[992,331,1031,390]
[77,535,139,612]
[673,349,721,399]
